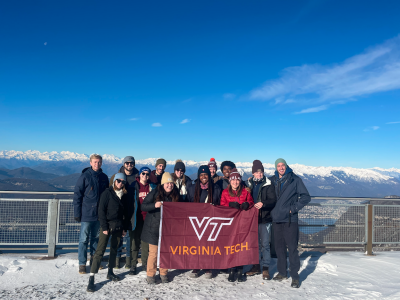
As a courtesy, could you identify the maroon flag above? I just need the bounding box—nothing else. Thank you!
[158,202,259,269]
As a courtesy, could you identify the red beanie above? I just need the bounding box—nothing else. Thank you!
[229,168,241,181]
[208,158,217,169]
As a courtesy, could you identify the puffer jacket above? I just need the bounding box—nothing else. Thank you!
[246,177,277,223]
[220,187,254,207]
[73,167,109,222]
[141,187,183,245]
[270,166,311,223]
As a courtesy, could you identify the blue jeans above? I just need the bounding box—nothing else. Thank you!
[259,222,272,268]
[117,231,130,258]
[78,221,100,266]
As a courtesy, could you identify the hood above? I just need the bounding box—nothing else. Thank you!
[81,167,103,174]
[118,165,139,176]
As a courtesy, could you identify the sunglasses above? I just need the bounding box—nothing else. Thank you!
[116,179,126,184]
[141,172,150,176]
[176,169,184,173]
[125,162,134,165]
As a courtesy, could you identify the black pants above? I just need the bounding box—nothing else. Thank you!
[130,221,144,266]
[90,228,122,274]
[273,222,300,280]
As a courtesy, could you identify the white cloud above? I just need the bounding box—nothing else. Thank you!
[182,98,192,103]
[223,93,236,100]
[152,123,162,127]
[295,105,329,114]
[249,35,400,113]
[180,119,190,124]
[129,118,139,121]
[44,42,47,46]
[364,126,380,132]
[387,121,400,124]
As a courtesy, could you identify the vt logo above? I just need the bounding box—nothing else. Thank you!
[189,217,234,241]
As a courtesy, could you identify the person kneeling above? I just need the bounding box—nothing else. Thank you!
[87,173,131,292]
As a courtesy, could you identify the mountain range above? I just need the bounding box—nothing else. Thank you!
[0,150,400,197]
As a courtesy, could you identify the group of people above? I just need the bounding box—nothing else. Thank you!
[73,155,311,292]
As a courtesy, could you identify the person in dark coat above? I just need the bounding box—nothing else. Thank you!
[86,173,131,293]
[270,158,311,288]
[220,168,254,282]
[208,158,222,183]
[141,172,183,284]
[186,165,221,279]
[245,160,277,280]
[171,159,192,200]
[216,160,236,191]
[73,154,109,274]
[149,158,166,185]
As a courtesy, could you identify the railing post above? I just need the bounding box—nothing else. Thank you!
[366,204,374,256]
[47,198,59,257]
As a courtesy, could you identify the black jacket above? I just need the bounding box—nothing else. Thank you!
[141,187,183,245]
[246,177,277,223]
[270,167,311,223]
[186,182,221,205]
[98,186,135,232]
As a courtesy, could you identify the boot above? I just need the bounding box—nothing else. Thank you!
[89,256,93,267]
[204,270,213,279]
[146,276,156,284]
[291,279,300,288]
[237,267,245,282]
[106,268,121,281]
[246,264,261,276]
[86,276,95,293]
[141,264,147,272]
[160,275,170,283]
[272,273,288,281]
[189,269,200,278]
[129,265,137,276]
[228,268,236,282]
[114,257,120,269]
[262,267,270,280]
[125,256,131,269]
[79,265,86,274]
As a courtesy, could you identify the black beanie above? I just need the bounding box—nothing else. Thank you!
[174,159,186,173]
[198,165,211,178]
[252,160,264,174]
[220,161,236,171]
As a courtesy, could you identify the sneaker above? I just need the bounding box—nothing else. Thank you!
[79,265,86,274]
[106,269,121,282]
[291,279,300,288]
[262,267,270,280]
[114,257,120,269]
[86,276,95,293]
[129,266,137,276]
[160,275,170,283]
[146,276,156,284]
[246,264,261,276]
[204,270,213,279]
[228,268,236,282]
[125,257,131,269]
[272,273,288,281]
[189,269,200,278]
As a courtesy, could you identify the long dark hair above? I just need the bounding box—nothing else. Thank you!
[228,183,242,197]
[193,178,213,203]
[155,184,180,203]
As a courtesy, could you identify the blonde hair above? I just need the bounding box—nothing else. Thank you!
[90,153,102,161]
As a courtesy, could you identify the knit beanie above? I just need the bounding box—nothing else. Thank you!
[197,165,211,178]
[122,156,135,166]
[229,168,242,181]
[275,158,287,170]
[252,160,264,174]
[113,173,127,184]
[174,159,186,173]
[208,158,217,170]
[221,161,236,171]
[155,158,167,168]
[161,172,174,185]
[140,167,151,174]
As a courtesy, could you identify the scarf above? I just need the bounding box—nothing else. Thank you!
[200,182,208,190]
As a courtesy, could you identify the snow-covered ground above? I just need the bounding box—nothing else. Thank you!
[0,251,399,299]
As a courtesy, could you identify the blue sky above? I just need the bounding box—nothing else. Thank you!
[1,0,400,168]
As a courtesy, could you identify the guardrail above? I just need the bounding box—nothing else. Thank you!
[1,191,399,256]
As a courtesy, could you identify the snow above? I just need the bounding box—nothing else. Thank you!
[0,251,399,299]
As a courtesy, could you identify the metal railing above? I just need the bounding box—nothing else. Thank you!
[1,191,400,256]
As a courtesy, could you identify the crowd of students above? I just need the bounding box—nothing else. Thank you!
[73,155,311,293]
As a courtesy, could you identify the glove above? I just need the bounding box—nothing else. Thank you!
[74,217,81,222]
[229,202,240,210]
[240,202,250,211]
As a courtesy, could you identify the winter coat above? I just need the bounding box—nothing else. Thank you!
[220,187,254,207]
[133,178,157,223]
[212,174,222,184]
[186,182,221,205]
[73,167,109,222]
[270,167,311,223]
[246,177,277,223]
[98,186,133,232]
[109,166,139,188]
[216,177,246,193]
[174,175,193,199]
[141,188,183,245]
[149,170,163,185]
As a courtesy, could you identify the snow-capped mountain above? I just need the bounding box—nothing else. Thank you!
[1,150,400,197]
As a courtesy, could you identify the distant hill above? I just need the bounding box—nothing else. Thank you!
[47,173,81,191]
[6,167,59,181]
[0,178,61,192]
